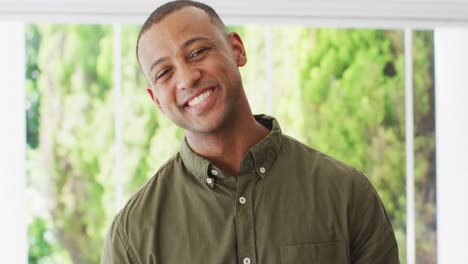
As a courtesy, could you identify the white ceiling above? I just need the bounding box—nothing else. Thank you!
[0,0,467,28]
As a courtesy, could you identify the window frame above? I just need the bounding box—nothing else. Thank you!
[3,2,467,263]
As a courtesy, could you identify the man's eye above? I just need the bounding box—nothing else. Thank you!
[190,48,208,59]
[155,69,170,82]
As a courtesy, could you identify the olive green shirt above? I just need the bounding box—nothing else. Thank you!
[102,115,399,264]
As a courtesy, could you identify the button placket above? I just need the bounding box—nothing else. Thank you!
[235,172,257,264]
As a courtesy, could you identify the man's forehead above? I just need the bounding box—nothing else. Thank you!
[154,6,212,31]
[140,7,218,45]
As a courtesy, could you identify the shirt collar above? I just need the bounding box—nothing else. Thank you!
[179,114,283,183]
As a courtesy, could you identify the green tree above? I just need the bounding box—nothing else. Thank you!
[120,25,182,198]
[297,29,407,226]
[28,217,53,263]
[29,24,115,263]
[26,25,42,149]
[273,28,408,262]
[413,31,436,264]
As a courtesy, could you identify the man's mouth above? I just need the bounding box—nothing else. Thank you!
[186,88,214,107]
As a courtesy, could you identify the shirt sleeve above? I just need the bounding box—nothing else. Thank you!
[349,170,400,264]
[101,218,137,264]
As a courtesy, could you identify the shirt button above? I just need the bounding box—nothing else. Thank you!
[206,178,213,184]
[211,169,218,176]
[243,258,251,264]
[259,167,266,173]
[239,197,246,204]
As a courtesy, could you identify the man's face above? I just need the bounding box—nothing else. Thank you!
[138,7,247,134]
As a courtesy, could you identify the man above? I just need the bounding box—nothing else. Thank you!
[101,1,399,263]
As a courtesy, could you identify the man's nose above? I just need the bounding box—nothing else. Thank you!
[175,64,201,90]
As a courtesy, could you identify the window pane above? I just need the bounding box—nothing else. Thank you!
[271,27,408,263]
[120,24,182,199]
[25,24,115,263]
[413,30,437,264]
[229,25,267,114]
[25,23,437,264]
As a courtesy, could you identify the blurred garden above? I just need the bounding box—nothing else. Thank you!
[25,24,436,263]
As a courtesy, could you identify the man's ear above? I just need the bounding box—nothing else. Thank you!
[147,86,164,113]
[229,32,247,67]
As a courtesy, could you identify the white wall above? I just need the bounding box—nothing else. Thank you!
[435,28,468,264]
[0,21,27,263]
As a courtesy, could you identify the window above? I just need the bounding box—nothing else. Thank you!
[21,23,437,263]
[3,2,467,263]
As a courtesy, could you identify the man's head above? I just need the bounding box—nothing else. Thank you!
[136,0,227,68]
[136,1,249,134]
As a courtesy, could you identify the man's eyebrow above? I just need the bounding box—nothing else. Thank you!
[181,36,209,50]
[149,36,210,72]
[149,57,168,73]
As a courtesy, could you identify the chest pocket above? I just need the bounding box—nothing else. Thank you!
[280,241,348,264]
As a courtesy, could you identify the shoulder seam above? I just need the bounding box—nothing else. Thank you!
[355,169,369,209]
[111,152,181,262]
[124,152,180,203]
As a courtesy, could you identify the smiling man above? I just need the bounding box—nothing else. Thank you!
[101,1,399,263]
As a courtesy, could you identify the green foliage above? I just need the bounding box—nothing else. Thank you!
[28,216,71,264]
[27,24,115,263]
[412,31,437,263]
[120,25,183,197]
[273,28,412,262]
[28,217,53,263]
[271,27,435,263]
[294,28,407,226]
[229,25,267,114]
[26,25,42,149]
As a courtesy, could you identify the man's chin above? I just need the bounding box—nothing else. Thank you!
[184,118,227,135]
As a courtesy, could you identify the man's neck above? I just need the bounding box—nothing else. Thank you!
[185,115,269,176]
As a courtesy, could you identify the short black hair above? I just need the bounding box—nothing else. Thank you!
[136,0,227,68]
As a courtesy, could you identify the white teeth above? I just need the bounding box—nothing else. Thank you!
[187,90,213,107]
